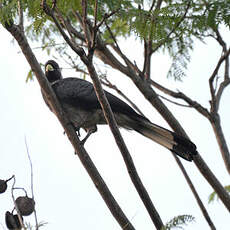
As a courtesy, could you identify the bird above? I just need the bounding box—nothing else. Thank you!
[44,60,197,161]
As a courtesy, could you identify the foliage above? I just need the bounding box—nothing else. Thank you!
[209,185,230,203]
[1,0,229,80]
[161,215,195,230]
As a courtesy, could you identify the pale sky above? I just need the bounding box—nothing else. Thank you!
[0,24,229,230]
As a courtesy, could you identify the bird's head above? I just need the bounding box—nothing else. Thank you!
[45,60,63,83]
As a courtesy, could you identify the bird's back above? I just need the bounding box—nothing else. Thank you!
[51,77,149,123]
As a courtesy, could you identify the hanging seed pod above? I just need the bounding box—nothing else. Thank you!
[15,196,35,216]
[0,179,7,193]
[5,211,23,230]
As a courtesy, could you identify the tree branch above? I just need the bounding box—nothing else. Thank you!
[99,11,230,213]
[173,155,217,230]
[209,47,230,112]
[78,1,165,228]
[4,20,136,230]
[42,1,165,228]
[100,75,146,117]
[17,0,24,30]
[150,79,211,119]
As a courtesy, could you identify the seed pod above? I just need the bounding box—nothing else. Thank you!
[5,211,23,230]
[0,179,7,193]
[15,196,35,216]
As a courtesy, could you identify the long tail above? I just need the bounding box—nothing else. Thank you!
[135,120,197,161]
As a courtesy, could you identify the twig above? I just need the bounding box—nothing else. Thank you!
[149,0,156,11]
[151,0,191,54]
[96,9,120,29]
[209,47,230,112]
[100,76,146,117]
[81,0,92,53]
[105,21,138,74]
[17,0,24,30]
[150,79,211,118]
[158,94,192,108]
[24,137,39,230]
[173,155,217,230]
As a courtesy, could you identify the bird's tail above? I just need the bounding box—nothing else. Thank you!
[135,120,197,161]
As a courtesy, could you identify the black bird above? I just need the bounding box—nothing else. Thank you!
[44,60,197,161]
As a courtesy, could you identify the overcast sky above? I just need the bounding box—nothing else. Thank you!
[0,24,229,230]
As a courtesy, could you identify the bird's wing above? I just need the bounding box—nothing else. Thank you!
[52,77,148,121]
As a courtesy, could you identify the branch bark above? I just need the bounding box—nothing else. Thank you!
[41,1,165,228]
[89,14,230,221]
[4,21,136,230]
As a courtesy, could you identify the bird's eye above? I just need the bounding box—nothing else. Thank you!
[46,64,54,72]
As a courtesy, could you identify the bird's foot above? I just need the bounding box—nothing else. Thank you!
[80,126,97,145]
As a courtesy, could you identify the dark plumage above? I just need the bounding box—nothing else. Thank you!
[44,60,197,161]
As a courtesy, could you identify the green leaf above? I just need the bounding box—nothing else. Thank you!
[208,185,230,204]
[161,215,195,230]
[26,69,34,82]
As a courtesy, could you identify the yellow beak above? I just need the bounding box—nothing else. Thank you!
[46,64,54,72]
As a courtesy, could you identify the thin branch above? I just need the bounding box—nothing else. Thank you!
[151,1,191,54]
[71,10,130,76]
[215,78,230,110]
[155,0,163,9]
[91,0,98,49]
[96,9,120,29]
[24,137,39,230]
[158,94,192,108]
[17,0,24,30]
[79,3,164,228]
[173,155,217,230]
[100,75,146,117]
[41,0,87,62]
[81,0,92,52]
[105,21,139,75]
[209,47,230,112]
[150,79,211,118]
[85,55,164,230]
[149,0,156,12]
[142,39,152,79]
[142,0,164,77]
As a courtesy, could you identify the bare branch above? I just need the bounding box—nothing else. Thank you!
[150,79,211,118]
[24,137,39,230]
[105,21,140,75]
[86,54,164,230]
[215,78,230,110]
[209,47,230,112]
[173,155,217,230]
[149,0,156,12]
[17,0,24,30]
[158,94,192,108]
[96,9,120,29]
[79,4,164,226]
[41,0,87,62]
[81,0,92,52]
[100,75,146,117]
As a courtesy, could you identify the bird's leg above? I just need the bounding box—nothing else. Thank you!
[64,122,81,137]
[80,126,97,145]
[75,126,81,137]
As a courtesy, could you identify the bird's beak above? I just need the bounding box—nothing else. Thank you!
[46,64,54,72]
